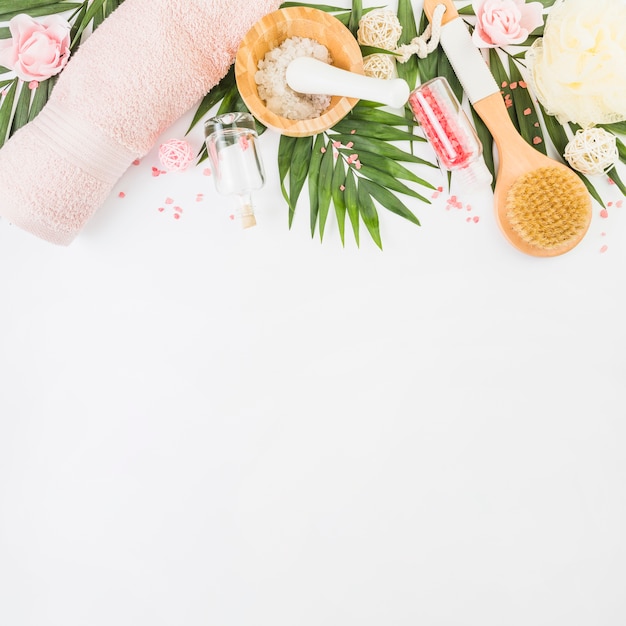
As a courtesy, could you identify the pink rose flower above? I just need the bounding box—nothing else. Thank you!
[472,0,543,48]
[0,14,71,82]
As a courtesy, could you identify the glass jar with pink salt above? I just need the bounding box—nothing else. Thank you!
[408,77,491,186]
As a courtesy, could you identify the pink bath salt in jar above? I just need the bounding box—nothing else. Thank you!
[408,77,491,186]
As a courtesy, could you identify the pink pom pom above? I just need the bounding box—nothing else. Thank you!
[158,139,194,172]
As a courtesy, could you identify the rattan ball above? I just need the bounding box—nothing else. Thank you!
[158,139,195,172]
[362,53,396,80]
[564,127,619,176]
[357,9,402,51]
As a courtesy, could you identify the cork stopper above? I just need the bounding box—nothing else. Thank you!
[239,197,257,229]
[241,213,257,229]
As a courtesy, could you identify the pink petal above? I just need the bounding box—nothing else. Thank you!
[472,27,498,48]
[0,39,15,68]
[10,14,40,43]
[519,1,543,33]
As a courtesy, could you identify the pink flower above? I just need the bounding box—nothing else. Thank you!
[0,14,71,82]
[472,0,543,48]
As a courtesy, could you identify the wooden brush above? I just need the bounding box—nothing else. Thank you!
[423,0,592,257]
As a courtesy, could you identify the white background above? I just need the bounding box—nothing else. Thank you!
[1,1,626,624]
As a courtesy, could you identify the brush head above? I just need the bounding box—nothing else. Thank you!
[504,166,592,255]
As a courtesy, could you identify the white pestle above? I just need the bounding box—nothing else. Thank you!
[285,56,410,109]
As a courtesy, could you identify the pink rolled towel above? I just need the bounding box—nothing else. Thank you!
[0,0,281,245]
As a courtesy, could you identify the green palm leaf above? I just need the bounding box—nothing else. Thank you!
[344,168,360,246]
[507,57,546,154]
[10,81,31,134]
[357,179,382,249]
[317,140,335,239]
[331,155,347,245]
[359,45,400,58]
[488,49,516,127]
[279,2,347,11]
[0,1,81,21]
[330,132,435,166]
[288,135,314,226]
[70,0,106,47]
[538,103,569,156]
[0,0,68,11]
[347,0,362,36]
[353,160,431,202]
[0,78,17,147]
[278,135,297,207]
[577,173,605,208]
[358,177,420,226]
[608,167,626,196]
[331,118,422,143]
[396,0,418,89]
[347,148,435,188]
[603,122,626,136]
[415,10,438,85]
[307,134,326,235]
[349,105,419,127]
[437,49,463,104]
[470,106,496,189]
[28,81,48,121]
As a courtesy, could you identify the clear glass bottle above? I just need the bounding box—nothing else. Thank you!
[204,112,266,228]
[408,77,492,187]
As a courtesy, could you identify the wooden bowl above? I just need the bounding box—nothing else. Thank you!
[235,7,364,137]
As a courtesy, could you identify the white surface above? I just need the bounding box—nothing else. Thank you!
[2,3,626,625]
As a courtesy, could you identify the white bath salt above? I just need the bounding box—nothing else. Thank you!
[255,36,332,120]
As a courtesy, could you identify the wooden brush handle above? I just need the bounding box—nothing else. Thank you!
[423,0,500,106]
[423,0,459,24]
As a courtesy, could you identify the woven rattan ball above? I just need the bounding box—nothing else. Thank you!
[357,9,402,51]
[158,139,194,172]
[362,53,396,80]
[564,127,619,176]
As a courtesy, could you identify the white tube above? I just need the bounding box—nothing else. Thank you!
[438,18,500,105]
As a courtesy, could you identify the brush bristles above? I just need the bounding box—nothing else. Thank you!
[505,166,591,250]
